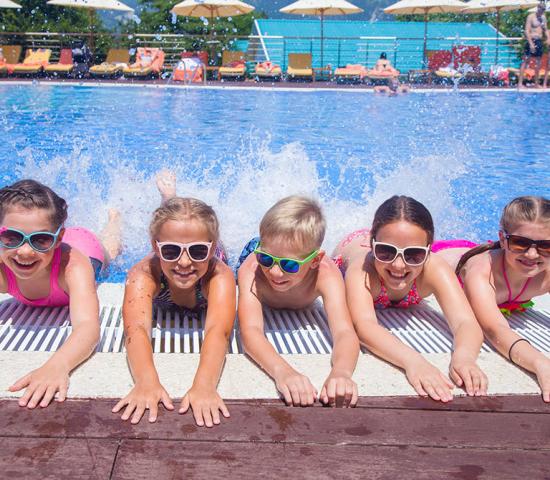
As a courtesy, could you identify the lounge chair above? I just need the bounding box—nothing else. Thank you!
[0,45,22,75]
[334,64,368,84]
[435,46,487,84]
[173,56,204,83]
[365,57,400,84]
[44,48,74,77]
[11,49,51,76]
[123,47,165,78]
[408,50,452,84]
[286,53,313,81]
[89,49,130,78]
[255,61,282,81]
[508,53,549,85]
[218,50,246,80]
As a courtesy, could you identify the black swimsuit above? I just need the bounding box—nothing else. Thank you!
[153,273,208,312]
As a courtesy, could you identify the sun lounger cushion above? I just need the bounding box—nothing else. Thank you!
[334,64,368,78]
[287,67,313,77]
[44,49,73,74]
[255,61,282,77]
[219,61,246,77]
[12,49,51,73]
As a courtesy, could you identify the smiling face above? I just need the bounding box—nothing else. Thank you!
[500,222,550,278]
[153,218,214,290]
[256,236,321,293]
[0,206,61,280]
[372,220,430,291]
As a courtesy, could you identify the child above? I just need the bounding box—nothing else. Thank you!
[434,196,550,402]
[333,195,487,402]
[0,179,121,408]
[237,196,359,407]
[112,173,236,426]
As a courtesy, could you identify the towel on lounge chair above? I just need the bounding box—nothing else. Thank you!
[123,47,165,77]
[255,61,282,79]
[508,53,549,83]
[334,64,368,83]
[218,51,247,79]
[12,49,51,75]
[366,58,400,80]
[44,48,74,76]
[89,49,130,78]
[287,53,313,80]
[173,57,204,82]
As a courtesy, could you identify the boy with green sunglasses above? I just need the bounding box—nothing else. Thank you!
[237,196,359,408]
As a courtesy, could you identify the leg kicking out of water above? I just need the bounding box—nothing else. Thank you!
[156,169,176,204]
[99,208,123,265]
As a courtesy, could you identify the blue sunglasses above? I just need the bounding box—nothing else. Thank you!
[0,226,62,253]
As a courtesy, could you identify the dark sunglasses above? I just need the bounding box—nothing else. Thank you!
[254,246,319,274]
[156,241,212,262]
[0,226,62,253]
[372,240,430,266]
[503,232,550,257]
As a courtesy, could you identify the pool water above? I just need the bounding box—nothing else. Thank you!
[0,84,549,282]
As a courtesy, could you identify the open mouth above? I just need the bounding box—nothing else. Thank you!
[13,258,39,271]
[387,270,410,281]
[517,258,542,268]
[173,269,197,280]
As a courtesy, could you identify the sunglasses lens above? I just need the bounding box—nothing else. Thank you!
[188,244,210,261]
[507,235,532,253]
[256,253,275,268]
[160,244,183,261]
[374,243,397,262]
[0,229,24,248]
[404,248,428,265]
[29,233,56,252]
[538,241,550,256]
[279,259,300,274]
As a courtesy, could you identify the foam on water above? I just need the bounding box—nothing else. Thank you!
[11,129,474,280]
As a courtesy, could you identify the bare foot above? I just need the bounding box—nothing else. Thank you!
[100,208,122,263]
[156,169,176,203]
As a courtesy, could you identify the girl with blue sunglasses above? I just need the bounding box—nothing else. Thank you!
[0,179,121,410]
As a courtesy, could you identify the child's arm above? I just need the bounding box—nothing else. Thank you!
[179,262,236,427]
[9,250,100,408]
[424,255,488,396]
[463,258,550,402]
[238,257,317,406]
[112,259,174,423]
[346,259,455,402]
[317,258,359,407]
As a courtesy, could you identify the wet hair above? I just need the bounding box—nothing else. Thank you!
[260,196,326,252]
[380,52,387,60]
[370,196,434,246]
[149,197,219,244]
[0,179,68,228]
[456,196,550,274]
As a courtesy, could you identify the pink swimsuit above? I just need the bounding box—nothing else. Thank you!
[374,278,423,309]
[1,227,104,308]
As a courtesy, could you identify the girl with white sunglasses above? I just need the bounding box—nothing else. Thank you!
[333,195,487,402]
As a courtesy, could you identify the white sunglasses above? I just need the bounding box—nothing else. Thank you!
[372,240,430,266]
[156,241,212,262]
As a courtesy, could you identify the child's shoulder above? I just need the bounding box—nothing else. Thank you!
[127,254,161,282]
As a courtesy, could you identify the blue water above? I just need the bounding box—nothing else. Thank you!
[0,84,549,282]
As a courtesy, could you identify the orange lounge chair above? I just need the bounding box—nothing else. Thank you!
[366,58,400,82]
[0,45,22,75]
[286,53,313,81]
[89,49,130,78]
[173,56,204,83]
[509,53,549,83]
[44,48,74,77]
[255,61,282,81]
[123,47,165,78]
[218,51,246,80]
[334,64,368,83]
[12,48,51,76]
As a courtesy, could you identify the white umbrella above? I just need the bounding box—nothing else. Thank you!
[0,0,21,8]
[170,0,254,64]
[462,0,538,64]
[47,0,134,51]
[280,0,363,68]
[384,0,467,67]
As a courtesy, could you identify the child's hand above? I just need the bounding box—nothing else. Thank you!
[112,382,174,424]
[179,385,230,427]
[405,357,454,402]
[319,370,358,407]
[449,354,488,397]
[274,366,317,406]
[9,363,70,409]
[533,356,550,403]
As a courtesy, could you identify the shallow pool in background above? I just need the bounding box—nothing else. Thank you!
[0,84,548,282]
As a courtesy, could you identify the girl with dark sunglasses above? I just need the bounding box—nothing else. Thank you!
[434,196,550,402]
[333,195,487,403]
[113,172,236,427]
[0,179,121,409]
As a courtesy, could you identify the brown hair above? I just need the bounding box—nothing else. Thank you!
[260,196,326,252]
[0,179,68,228]
[149,197,220,243]
[370,195,434,246]
[455,196,550,274]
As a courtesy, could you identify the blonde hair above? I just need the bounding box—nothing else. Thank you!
[149,197,220,243]
[260,196,325,252]
[456,196,550,274]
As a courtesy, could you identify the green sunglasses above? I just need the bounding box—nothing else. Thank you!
[254,245,319,274]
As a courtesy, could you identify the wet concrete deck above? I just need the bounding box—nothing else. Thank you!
[1,396,549,479]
